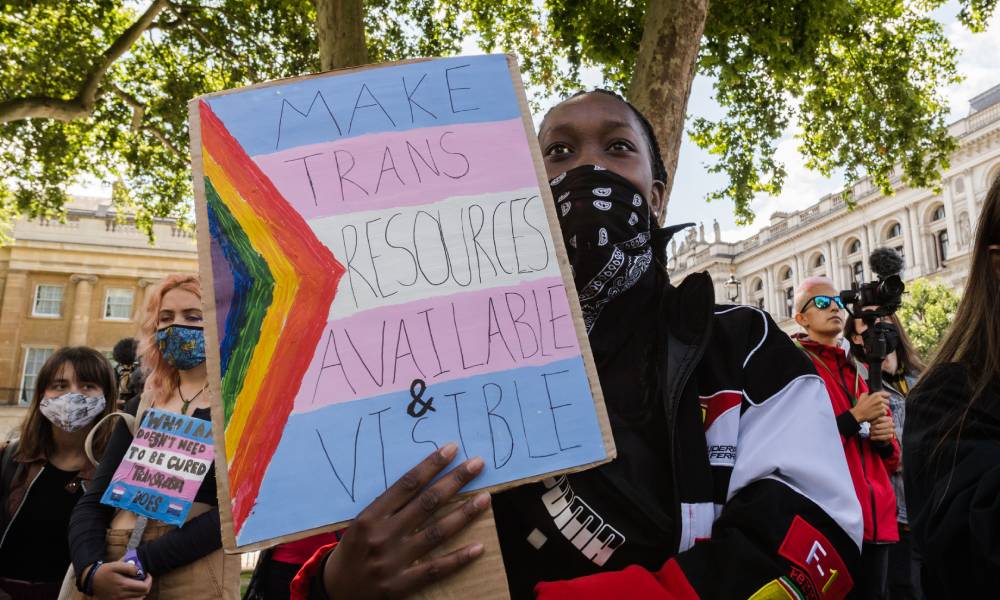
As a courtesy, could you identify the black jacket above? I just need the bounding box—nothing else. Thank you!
[903,363,1000,598]
[522,272,864,599]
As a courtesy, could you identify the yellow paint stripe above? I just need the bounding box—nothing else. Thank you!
[203,151,300,461]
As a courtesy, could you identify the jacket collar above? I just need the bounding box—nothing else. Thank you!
[14,447,97,481]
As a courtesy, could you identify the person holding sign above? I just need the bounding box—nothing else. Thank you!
[293,90,863,599]
[69,274,239,599]
[0,347,116,599]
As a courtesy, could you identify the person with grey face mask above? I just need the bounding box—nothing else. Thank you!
[0,347,117,599]
[846,311,926,600]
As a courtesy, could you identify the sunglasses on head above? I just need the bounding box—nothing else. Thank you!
[801,295,845,313]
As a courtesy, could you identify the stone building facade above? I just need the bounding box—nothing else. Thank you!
[668,83,1000,335]
[0,197,198,406]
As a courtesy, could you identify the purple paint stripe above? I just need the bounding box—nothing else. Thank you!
[252,119,539,220]
[293,276,582,412]
[114,460,203,503]
[209,233,234,338]
[129,434,215,462]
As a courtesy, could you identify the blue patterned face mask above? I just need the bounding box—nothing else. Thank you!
[155,324,206,371]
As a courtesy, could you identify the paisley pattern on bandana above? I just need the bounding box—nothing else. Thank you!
[156,324,207,370]
[551,165,654,332]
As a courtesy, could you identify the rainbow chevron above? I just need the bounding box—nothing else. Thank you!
[200,101,345,536]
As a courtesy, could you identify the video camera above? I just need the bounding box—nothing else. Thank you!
[838,247,906,394]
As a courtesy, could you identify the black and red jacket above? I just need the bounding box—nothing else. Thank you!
[792,335,900,544]
[293,273,863,599]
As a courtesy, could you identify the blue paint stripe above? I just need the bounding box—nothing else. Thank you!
[101,480,193,526]
[205,55,521,157]
[236,356,605,545]
[139,409,214,444]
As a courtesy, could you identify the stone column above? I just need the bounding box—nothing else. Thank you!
[827,240,841,290]
[765,267,775,315]
[860,226,873,281]
[68,275,97,346]
[137,278,159,321]
[941,182,960,256]
[907,205,927,274]
[962,169,978,230]
[794,253,804,287]
[0,271,28,404]
[901,207,917,276]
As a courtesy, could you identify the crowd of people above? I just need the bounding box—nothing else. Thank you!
[0,90,997,600]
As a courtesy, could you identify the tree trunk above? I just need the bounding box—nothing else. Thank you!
[628,0,710,217]
[315,0,368,71]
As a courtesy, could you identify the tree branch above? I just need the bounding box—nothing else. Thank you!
[111,85,183,160]
[0,0,169,124]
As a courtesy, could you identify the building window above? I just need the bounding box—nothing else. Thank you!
[887,223,902,239]
[780,266,793,281]
[104,288,135,320]
[754,279,763,292]
[756,298,765,310]
[937,230,949,264]
[852,261,864,283]
[32,284,64,317]
[812,254,826,268]
[784,287,794,318]
[847,239,862,255]
[932,206,946,222]
[20,348,54,405]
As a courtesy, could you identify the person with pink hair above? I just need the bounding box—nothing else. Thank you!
[68,274,240,599]
[791,276,898,599]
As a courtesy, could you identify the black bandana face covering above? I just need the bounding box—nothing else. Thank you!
[550,165,654,332]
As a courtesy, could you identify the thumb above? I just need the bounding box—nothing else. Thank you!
[105,560,141,577]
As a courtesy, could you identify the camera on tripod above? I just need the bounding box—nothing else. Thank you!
[838,247,906,393]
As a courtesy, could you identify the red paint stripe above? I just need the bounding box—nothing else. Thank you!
[701,391,742,431]
[200,102,345,535]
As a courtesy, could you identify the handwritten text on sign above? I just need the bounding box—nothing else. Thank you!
[100,409,214,526]
[200,55,607,548]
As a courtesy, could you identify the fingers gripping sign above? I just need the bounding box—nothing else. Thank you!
[322,444,496,599]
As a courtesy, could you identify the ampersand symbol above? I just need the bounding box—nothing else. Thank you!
[407,379,436,418]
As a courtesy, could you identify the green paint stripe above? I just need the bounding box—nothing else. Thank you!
[206,179,274,423]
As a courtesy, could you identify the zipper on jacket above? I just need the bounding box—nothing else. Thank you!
[0,464,45,549]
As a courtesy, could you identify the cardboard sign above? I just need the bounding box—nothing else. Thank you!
[100,409,214,526]
[189,54,614,552]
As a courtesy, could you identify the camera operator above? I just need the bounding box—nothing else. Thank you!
[792,276,899,600]
[846,312,924,600]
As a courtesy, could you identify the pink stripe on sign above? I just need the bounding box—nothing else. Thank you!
[252,119,539,220]
[118,460,203,503]
[130,429,215,462]
[294,276,581,412]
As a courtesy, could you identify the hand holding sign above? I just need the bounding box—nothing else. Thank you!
[322,443,491,599]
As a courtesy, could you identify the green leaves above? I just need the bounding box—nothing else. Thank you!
[1,0,995,241]
[897,277,961,359]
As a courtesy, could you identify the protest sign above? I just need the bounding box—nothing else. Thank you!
[100,409,214,526]
[189,54,614,553]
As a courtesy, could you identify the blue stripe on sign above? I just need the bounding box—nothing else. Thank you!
[236,356,605,545]
[204,54,521,157]
[100,480,193,526]
[138,409,214,444]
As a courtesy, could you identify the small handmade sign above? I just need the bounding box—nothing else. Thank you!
[190,54,614,553]
[100,409,214,526]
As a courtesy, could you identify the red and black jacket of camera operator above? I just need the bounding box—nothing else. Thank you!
[792,335,900,544]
